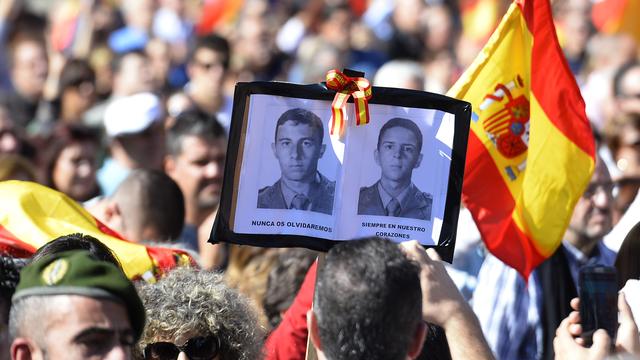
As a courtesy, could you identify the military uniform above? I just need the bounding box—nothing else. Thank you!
[257,172,335,215]
[358,181,432,220]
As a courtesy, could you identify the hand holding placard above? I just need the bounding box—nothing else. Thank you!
[400,240,495,360]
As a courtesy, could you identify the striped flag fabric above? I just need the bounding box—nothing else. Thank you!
[460,0,501,45]
[591,0,640,44]
[448,0,595,278]
[0,181,193,281]
[196,0,245,34]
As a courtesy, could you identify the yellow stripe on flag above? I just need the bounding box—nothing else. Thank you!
[511,94,594,257]
[619,0,640,43]
[462,0,500,43]
[0,181,155,278]
[449,3,531,200]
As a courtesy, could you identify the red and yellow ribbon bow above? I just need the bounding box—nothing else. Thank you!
[326,69,372,136]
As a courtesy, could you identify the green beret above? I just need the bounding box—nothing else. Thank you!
[13,250,145,341]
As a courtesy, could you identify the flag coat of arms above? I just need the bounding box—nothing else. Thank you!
[448,0,595,278]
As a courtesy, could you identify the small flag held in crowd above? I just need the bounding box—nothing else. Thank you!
[448,0,595,278]
[460,0,501,45]
[0,181,192,281]
[591,0,640,45]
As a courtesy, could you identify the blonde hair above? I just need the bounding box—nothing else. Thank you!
[225,245,281,330]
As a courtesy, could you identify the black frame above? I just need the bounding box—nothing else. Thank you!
[209,81,471,262]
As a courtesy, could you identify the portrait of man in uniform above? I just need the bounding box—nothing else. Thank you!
[358,117,432,220]
[257,108,335,215]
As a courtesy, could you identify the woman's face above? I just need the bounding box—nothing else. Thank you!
[52,141,98,201]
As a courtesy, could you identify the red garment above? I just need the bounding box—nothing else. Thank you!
[264,261,317,360]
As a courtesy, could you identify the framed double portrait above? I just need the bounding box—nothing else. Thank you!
[210,81,470,262]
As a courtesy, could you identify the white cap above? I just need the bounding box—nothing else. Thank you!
[104,93,162,137]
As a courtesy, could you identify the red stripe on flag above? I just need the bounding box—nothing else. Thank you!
[484,112,511,127]
[463,130,545,276]
[488,217,547,278]
[95,217,127,241]
[463,132,514,216]
[485,122,509,133]
[591,0,627,32]
[518,0,595,159]
[0,223,36,258]
[461,0,481,12]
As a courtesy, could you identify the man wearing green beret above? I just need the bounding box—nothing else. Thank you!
[8,250,145,360]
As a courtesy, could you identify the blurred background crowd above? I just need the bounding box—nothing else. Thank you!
[1,0,639,204]
[0,0,639,348]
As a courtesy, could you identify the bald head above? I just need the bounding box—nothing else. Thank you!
[111,169,185,242]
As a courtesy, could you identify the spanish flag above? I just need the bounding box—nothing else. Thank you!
[0,181,192,280]
[448,0,595,278]
[196,0,245,34]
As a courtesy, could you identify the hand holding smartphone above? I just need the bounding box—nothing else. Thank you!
[578,265,618,347]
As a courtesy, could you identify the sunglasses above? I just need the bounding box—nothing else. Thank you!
[582,181,615,199]
[194,59,225,72]
[143,336,220,360]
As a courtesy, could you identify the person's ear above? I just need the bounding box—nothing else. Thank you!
[102,201,127,239]
[11,337,39,360]
[103,201,120,222]
[319,144,326,158]
[407,322,427,359]
[186,62,196,80]
[374,148,380,167]
[414,153,423,169]
[271,142,277,157]
[164,155,176,175]
[307,310,323,352]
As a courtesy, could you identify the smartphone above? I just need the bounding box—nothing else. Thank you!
[579,265,618,346]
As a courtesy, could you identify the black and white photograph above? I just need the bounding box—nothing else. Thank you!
[338,104,455,245]
[232,94,341,240]
[213,81,470,260]
[357,117,433,220]
[256,107,335,215]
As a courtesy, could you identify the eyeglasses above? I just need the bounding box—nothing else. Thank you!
[143,336,220,360]
[582,181,616,199]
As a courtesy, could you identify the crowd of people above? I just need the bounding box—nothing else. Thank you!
[0,0,640,359]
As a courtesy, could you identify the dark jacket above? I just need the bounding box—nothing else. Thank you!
[358,182,432,220]
[257,173,335,215]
